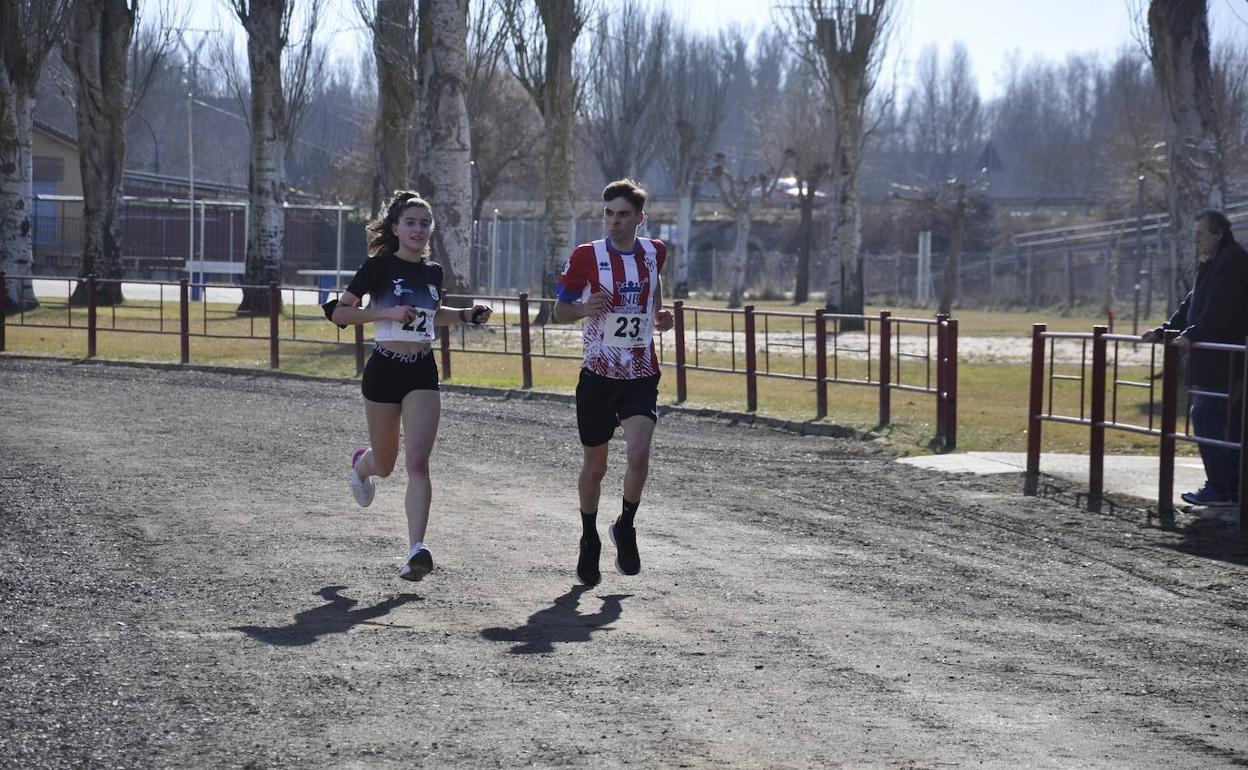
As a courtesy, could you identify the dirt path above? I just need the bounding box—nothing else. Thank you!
[2,357,1246,769]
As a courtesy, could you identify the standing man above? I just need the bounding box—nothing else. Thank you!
[1142,209,1248,507]
[554,179,674,585]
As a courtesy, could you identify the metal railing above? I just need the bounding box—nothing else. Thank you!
[1,272,958,446]
[1025,322,1247,535]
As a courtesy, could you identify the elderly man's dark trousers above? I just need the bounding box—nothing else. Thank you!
[1190,387,1243,500]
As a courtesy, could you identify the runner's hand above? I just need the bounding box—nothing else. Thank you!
[654,309,674,332]
[584,290,613,319]
[470,304,492,325]
[387,305,417,324]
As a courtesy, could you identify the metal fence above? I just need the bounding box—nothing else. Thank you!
[1025,322,1247,535]
[1,272,958,448]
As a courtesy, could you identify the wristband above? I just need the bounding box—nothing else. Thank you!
[460,308,469,323]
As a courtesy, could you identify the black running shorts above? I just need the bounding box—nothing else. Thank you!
[361,346,440,403]
[575,368,660,447]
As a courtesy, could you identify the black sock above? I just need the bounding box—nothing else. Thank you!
[618,498,639,529]
[581,511,598,540]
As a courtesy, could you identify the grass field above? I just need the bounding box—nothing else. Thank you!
[3,292,1179,457]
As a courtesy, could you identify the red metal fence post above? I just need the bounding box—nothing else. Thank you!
[354,323,365,375]
[440,326,452,380]
[1,271,8,352]
[1088,325,1108,511]
[519,293,533,389]
[674,300,687,404]
[936,313,949,447]
[87,274,98,358]
[179,279,190,364]
[1025,323,1047,495]
[1158,330,1181,519]
[744,305,757,412]
[269,283,280,369]
[1239,337,1248,540]
[878,310,891,426]
[945,318,958,451]
[815,308,827,419]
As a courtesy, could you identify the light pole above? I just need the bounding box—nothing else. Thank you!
[490,207,499,294]
[468,159,477,287]
[179,33,209,270]
[1132,172,1145,334]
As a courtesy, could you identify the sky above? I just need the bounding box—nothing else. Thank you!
[184,0,1248,99]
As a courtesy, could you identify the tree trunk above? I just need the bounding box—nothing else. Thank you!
[372,0,416,213]
[534,0,579,324]
[727,208,751,309]
[0,71,38,312]
[673,183,693,298]
[829,122,864,329]
[1148,0,1220,295]
[64,0,134,307]
[416,0,472,292]
[795,192,814,304]
[238,0,288,316]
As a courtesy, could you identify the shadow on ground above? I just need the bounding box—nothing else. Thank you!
[232,585,421,646]
[480,585,631,654]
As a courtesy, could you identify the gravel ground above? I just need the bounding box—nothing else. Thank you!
[2,356,1247,769]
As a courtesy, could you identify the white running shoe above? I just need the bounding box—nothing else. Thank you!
[399,547,433,581]
[349,447,376,507]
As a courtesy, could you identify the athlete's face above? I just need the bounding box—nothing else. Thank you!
[392,205,434,257]
[603,197,643,246]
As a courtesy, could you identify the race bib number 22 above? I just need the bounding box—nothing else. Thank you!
[393,308,434,342]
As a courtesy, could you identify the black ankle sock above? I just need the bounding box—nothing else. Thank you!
[581,511,598,540]
[618,498,639,529]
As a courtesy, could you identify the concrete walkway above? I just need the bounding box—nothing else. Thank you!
[897,451,1207,506]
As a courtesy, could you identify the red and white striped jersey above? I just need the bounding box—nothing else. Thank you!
[557,237,667,379]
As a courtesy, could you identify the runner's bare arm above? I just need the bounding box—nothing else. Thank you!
[330,291,414,326]
[435,304,493,326]
[653,274,674,332]
[554,290,612,323]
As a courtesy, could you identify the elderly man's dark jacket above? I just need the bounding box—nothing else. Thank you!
[1155,236,1248,391]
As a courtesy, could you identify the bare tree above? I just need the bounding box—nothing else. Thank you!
[707,149,791,308]
[778,0,895,327]
[414,0,472,291]
[225,0,326,315]
[1,0,74,313]
[467,69,541,224]
[581,1,668,181]
[1147,0,1220,295]
[904,42,982,183]
[500,0,590,321]
[62,0,176,307]
[1210,43,1248,204]
[775,58,834,305]
[354,0,416,213]
[658,27,729,299]
[464,0,532,225]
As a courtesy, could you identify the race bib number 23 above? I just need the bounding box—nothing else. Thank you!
[604,312,652,348]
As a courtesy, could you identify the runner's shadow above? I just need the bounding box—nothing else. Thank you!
[232,585,421,647]
[480,585,630,655]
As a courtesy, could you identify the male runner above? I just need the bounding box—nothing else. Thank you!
[554,179,674,585]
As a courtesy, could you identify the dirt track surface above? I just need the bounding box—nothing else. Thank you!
[3,356,1248,769]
